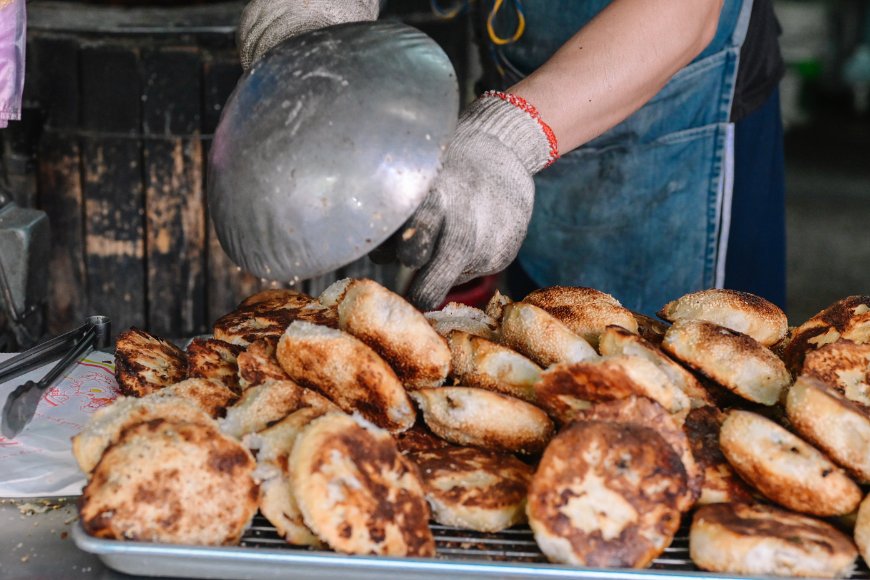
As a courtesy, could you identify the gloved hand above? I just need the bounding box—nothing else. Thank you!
[238,0,380,70]
[397,91,560,310]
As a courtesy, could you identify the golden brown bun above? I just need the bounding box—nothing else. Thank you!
[784,296,870,373]
[786,375,870,483]
[484,290,513,324]
[535,356,690,425]
[527,420,686,568]
[80,418,258,545]
[329,278,450,389]
[719,410,861,516]
[523,286,638,348]
[802,339,870,405]
[572,396,701,512]
[219,379,339,439]
[72,394,215,475]
[425,302,499,341]
[394,424,453,455]
[290,413,435,556]
[500,302,599,368]
[690,502,857,578]
[236,336,290,390]
[252,407,332,546]
[658,289,788,347]
[157,378,238,418]
[599,325,712,409]
[114,328,187,397]
[853,494,870,568]
[410,387,554,455]
[185,338,244,393]
[631,310,670,346]
[407,446,532,532]
[682,406,753,505]
[213,289,337,347]
[662,319,791,406]
[276,321,415,433]
[447,330,541,402]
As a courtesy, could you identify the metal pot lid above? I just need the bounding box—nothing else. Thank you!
[207,20,459,282]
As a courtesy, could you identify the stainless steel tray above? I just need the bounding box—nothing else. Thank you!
[73,515,870,580]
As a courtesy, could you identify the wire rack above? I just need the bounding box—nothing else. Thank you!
[237,515,870,578]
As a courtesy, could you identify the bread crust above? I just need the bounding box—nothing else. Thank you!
[425,303,499,341]
[276,321,415,433]
[157,378,238,418]
[219,379,338,439]
[394,424,453,455]
[407,446,532,533]
[527,420,686,568]
[658,289,788,347]
[500,302,598,368]
[237,336,291,390]
[213,289,337,347]
[682,406,753,506]
[630,310,670,346]
[484,290,513,324]
[786,375,870,483]
[290,413,435,557]
[410,387,554,455]
[784,295,870,373]
[802,339,870,405]
[253,407,332,546]
[690,502,858,578]
[719,410,861,516]
[535,356,690,425]
[571,396,701,512]
[599,325,712,409]
[447,330,541,402]
[523,286,638,347]
[334,279,451,389]
[186,338,244,393]
[662,319,791,406]
[72,394,215,475]
[114,328,187,397]
[80,418,258,545]
[854,494,870,568]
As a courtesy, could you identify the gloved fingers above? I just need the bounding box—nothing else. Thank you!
[238,0,380,71]
[406,242,468,311]
[238,0,290,70]
[395,191,444,269]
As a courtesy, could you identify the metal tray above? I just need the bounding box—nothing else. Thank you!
[74,515,870,580]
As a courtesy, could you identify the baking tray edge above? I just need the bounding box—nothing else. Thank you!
[73,523,766,580]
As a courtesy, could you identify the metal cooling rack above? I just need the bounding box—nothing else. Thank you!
[74,515,870,580]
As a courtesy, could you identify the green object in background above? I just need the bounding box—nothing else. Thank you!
[794,59,823,80]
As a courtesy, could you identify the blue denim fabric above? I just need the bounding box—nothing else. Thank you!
[489,0,754,314]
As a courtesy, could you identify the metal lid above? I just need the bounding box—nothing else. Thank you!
[207,20,459,282]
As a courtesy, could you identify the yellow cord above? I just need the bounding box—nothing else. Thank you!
[487,0,526,46]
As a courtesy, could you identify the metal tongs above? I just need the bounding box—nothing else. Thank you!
[1,315,111,438]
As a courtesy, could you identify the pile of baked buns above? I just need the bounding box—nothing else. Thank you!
[73,278,870,578]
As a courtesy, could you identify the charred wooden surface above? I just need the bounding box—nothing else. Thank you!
[1,1,468,339]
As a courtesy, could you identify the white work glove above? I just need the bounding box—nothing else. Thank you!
[238,0,380,70]
[397,91,560,310]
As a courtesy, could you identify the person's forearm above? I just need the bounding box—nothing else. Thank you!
[510,0,723,153]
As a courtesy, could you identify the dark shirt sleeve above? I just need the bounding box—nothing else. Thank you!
[731,0,786,122]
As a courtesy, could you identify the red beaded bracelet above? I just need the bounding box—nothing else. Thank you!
[483,90,560,167]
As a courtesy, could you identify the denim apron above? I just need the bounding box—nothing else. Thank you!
[489,0,754,314]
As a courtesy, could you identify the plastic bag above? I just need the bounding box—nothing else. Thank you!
[0,352,119,497]
[0,0,26,129]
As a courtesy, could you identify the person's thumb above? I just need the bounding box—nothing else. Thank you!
[406,240,467,311]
